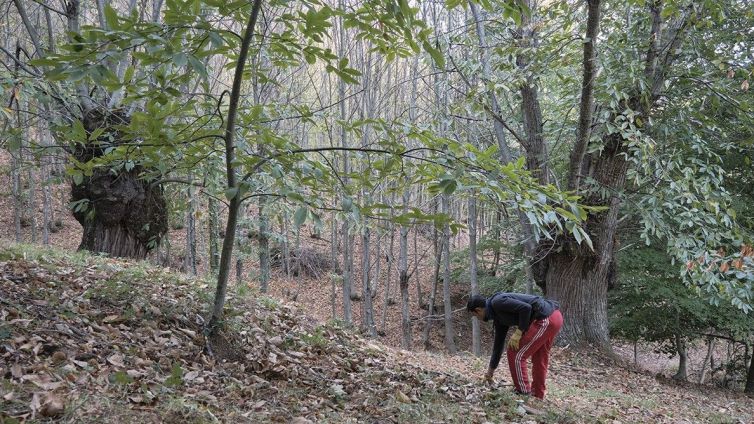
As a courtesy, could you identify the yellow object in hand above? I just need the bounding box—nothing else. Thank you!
[509,329,523,350]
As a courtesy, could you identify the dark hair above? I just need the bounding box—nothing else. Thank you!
[467,294,486,312]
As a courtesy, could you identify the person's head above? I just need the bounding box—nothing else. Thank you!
[467,294,487,321]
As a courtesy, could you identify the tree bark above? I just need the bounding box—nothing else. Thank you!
[673,332,688,381]
[208,196,220,272]
[258,197,270,292]
[185,185,197,275]
[361,226,377,337]
[469,195,481,356]
[399,190,412,349]
[567,0,601,191]
[699,336,715,384]
[546,2,690,348]
[745,342,754,394]
[442,193,457,354]
[208,0,263,331]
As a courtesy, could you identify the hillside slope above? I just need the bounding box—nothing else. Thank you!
[1,244,752,423]
[0,244,563,423]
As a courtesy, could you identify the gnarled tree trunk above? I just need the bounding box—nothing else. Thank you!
[71,109,167,259]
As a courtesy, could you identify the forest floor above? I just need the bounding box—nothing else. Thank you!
[1,155,754,422]
[1,244,753,423]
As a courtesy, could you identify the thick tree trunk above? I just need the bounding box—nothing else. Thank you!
[545,132,627,348]
[71,110,168,259]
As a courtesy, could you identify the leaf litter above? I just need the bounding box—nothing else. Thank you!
[1,245,752,423]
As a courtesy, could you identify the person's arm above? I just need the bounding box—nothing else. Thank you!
[488,323,509,372]
[492,295,533,332]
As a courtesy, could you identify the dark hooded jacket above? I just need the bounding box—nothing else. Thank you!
[484,292,559,370]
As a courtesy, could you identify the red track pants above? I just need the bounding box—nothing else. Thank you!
[506,309,563,399]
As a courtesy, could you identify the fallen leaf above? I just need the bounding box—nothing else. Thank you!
[395,390,411,403]
[107,354,125,368]
[40,393,65,417]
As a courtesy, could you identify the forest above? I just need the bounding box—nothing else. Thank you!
[1,0,754,422]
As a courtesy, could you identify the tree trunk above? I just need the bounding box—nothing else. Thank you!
[258,196,270,293]
[11,149,22,242]
[745,342,754,394]
[282,213,291,277]
[42,162,51,246]
[185,186,197,275]
[361,226,377,337]
[399,190,412,349]
[208,0,263,331]
[442,193,456,354]
[414,225,422,308]
[342,219,353,324]
[469,195,481,356]
[208,197,220,272]
[699,336,715,384]
[382,215,396,333]
[72,114,168,258]
[568,0,602,191]
[330,212,338,319]
[673,333,688,381]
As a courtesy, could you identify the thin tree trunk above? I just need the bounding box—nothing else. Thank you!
[442,193,456,354]
[26,165,37,243]
[208,197,220,273]
[330,212,338,319]
[185,185,197,275]
[283,212,291,277]
[342,219,353,323]
[208,0,263,331]
[745,342,754,394]
[414,225,422,308]
[258,197,270,293]
[42,163,50,246]
[673,332,688,381]
[699,336,715,384]
[361,226,377,336]
[11,150,22,242]
[338,0,352,324]
[422,243,441,349]
[469,195,481,356]
[399,190,412,349]
[382,215,395,332]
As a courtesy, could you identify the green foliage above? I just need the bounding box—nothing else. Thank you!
[610,245,754,355]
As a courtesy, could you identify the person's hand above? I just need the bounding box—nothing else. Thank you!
[509,329,523,350]
[484,368,494,384]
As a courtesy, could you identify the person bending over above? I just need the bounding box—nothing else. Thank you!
[467,292,563,399]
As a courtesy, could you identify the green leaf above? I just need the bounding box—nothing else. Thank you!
[294,206,308,228]
[104,5,120,30]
